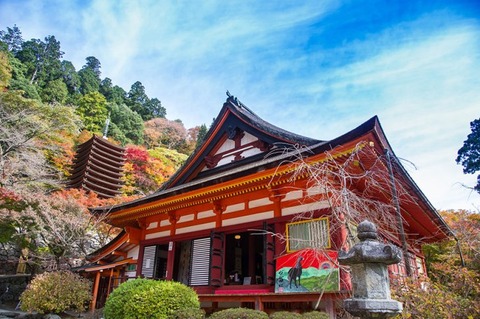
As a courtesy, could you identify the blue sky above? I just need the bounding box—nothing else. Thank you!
[1,0,479,210]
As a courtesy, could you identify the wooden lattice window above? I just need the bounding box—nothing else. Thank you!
[286,217,330,252]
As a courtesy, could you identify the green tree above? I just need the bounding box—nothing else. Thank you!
[16,35,63,86]
[145,97,166,119]
[40,78,68,104]
[126,81,165,121]
[61,60,80,95]
[1,46,41,100]
[84,56,101,78]
[0,50,11,89]
[111,85,128,105]
[108,103,144,145]
[76,91,108,132]
[0,25,23,54]
[127,80,148,118]
[196,124,208,148]
[456,118,480,193]
[78,56,101,94]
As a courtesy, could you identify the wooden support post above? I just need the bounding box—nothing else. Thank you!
[168,211,177,237]
[107,268,114,295]
[90,271,101,312]
[166,241,175,280]
[324,297,335,319]
[213,202,224,228]
[255,296,264,311]
[268,187,285,218]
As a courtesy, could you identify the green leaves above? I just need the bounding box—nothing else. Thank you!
[456,118,480,193]
[104,278,200,319]
[76,91,108,132]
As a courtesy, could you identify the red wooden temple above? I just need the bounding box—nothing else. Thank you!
[78,94,452,318]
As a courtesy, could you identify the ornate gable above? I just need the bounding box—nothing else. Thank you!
[203,129,270,170]
[162,92,321,188]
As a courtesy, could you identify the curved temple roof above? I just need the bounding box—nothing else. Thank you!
[90,93,453,241]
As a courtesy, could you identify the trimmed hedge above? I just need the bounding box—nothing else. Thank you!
[173,307,206,319]
[302,311,330,319]
[208,307,269,319]
[269,311,302,319]
[103,278,200,319]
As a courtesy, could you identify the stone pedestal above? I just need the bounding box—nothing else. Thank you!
[338,220,403,319]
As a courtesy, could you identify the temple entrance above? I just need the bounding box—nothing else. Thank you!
[224,231,264,285]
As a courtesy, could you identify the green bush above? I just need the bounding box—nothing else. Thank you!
[20,270,91,314]
[302,311,329,319]
[208,308,268,319]
[269,311,302,319]
[103,278,200,319]
[173,307,206,319]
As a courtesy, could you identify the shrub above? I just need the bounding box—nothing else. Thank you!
[20,270,91,314]
[173,307,206,319]
[269,311,302,319]
[392,276,480,319]
[302,311,330,319]
[208,308,268,319]
[103,278,200,319]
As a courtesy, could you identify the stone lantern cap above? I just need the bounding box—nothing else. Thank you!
[338,220,402,265]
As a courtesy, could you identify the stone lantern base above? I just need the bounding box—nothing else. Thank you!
[343,298,403,318]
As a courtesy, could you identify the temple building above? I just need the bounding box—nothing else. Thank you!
[78,94,452,317]
[67,135,126,199]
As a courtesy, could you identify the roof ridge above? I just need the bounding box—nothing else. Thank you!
[226,90,256,116]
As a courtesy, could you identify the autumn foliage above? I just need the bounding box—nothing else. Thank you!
[20,270,91,314]
[392,209,480,319]
[122,145,186,195]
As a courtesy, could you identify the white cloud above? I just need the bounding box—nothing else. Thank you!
[1,0,479,210]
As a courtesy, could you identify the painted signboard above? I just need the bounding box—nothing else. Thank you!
[275,248,340,293]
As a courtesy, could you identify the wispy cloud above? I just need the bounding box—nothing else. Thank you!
[0,0,479,209]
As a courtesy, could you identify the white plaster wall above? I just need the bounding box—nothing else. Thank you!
[178,214,194,223]
[145,230,170,240]
[282,200,330,216]
[222,211,274,226]
[198,210,215,219]
[160,219,171,227]
[224,203,245,214]
[175,222,216,235]
[146,221,158,229]
[127,246,140,259]
[284,189,303,201]
[307,185,326,196]
[249,197,270,208]
[215,139,235,155]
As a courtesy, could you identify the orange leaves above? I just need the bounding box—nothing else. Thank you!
[122,145,186,196]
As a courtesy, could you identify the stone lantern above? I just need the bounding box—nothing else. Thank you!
[338,220,403,318]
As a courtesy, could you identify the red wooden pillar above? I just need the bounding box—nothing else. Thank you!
[268,187,285,218]
[213,202,224,228]
[166,241,175,280]
[331,212,351,291]
[90,271,101,311]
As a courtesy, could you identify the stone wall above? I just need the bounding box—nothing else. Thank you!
[0,275,31,307]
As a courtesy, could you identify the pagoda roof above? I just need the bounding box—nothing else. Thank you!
[67,134,126,198]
